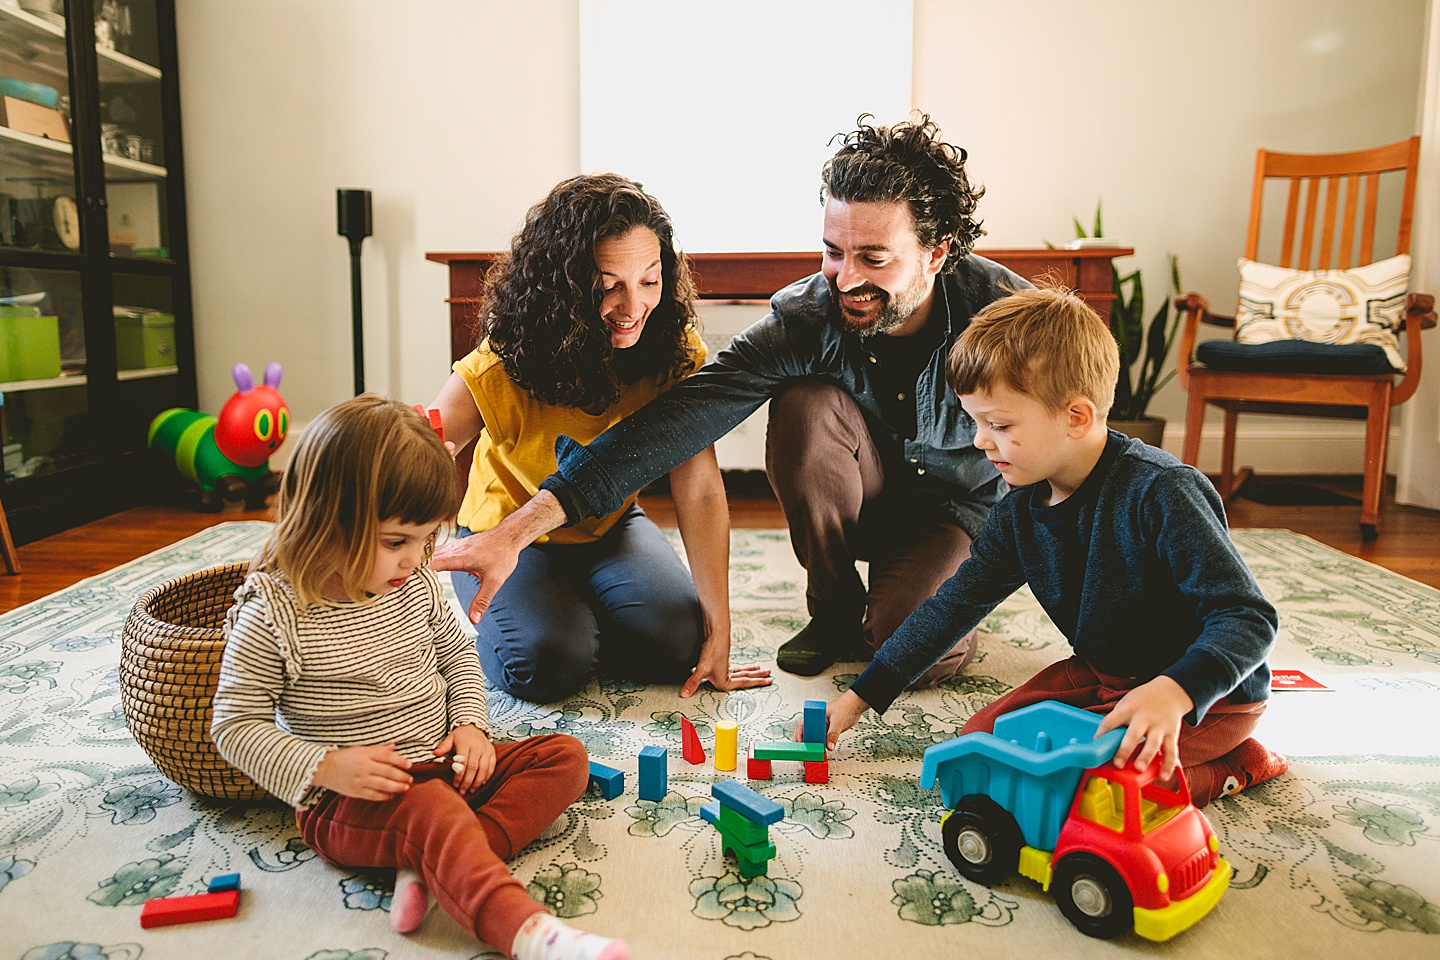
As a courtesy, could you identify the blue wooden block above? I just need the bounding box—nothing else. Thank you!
[587,760,624,800]
[711,778,783,826]
[803,700,827,744]
[207,872,240,893]
[638,745,667,801]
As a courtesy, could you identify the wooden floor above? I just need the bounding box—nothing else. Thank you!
[3,477,1438,613]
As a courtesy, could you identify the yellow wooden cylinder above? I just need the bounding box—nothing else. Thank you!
[714,720,738,771]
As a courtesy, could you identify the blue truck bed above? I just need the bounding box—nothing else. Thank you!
[920,701,1127,850]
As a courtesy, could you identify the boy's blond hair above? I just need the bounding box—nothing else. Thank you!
[253,394,460,606]
[947,287,1120,416]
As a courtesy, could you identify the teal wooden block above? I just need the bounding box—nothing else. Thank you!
[711,778,783,825]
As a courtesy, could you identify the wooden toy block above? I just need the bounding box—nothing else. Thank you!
[587,760,624,800]
[714,720,737,772]
[752,740,826,762]
[718,830,777,878]
[207,872,240,893]
[746,741,772,781]
[412,404,445,442]
[804,759,829,784]
[718,826,777,863]
[711,778,783,826]
[717,802,771,845]
[681,716,706,765]
[803,700,827,744]
[638,745,667,801]
[699,800,770,846]
[140,889,240,928]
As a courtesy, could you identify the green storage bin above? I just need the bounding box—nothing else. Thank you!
[115,310,175,370]
[0,310,62,383]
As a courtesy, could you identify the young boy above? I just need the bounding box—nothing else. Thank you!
[818,287,1288,806]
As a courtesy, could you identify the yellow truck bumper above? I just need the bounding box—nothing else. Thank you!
[1133,857,1232,942]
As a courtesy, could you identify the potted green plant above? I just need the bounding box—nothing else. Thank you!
[1063,205,1182,447]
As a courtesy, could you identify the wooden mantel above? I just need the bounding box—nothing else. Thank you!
[427,247,1134,364]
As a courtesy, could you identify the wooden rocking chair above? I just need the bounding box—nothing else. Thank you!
[1175,136,1436,539]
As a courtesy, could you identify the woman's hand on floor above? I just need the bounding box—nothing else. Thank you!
[679,626,772,697]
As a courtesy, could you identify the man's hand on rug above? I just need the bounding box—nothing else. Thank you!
[432,492,567,624]
[436,724,496,794]
[796,690,869,751]
[310,744,413,801]
[431,530,521,624]
[1096,676,1193,780]
[680,631,772,697]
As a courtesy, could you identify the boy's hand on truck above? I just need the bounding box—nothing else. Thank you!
[1095,676,1194,781]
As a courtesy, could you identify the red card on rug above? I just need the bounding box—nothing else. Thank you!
[1271,669,1331,691]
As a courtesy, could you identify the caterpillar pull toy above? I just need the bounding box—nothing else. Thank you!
[149,362,289,511]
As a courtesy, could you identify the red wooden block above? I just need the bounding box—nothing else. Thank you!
[140,889,240,928]
[804,759,829,784]
[746,740,772,781]
[681,716,706,765]
[412,404,445,442]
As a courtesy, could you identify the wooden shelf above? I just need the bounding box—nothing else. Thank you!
[0,123,75,180]
[102,151,166,181]
[96,45,161,83]
[116,365,176,381]
[0,372,87,393]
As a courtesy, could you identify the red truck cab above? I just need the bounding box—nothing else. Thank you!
[1049,759,1230,939]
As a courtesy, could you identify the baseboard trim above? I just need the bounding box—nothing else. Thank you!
[1159,422,1399,476]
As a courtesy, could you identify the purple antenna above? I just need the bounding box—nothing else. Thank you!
[264,362,282,388]
[232,363,254,394]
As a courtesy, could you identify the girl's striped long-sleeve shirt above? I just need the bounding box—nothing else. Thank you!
[212,565,490,808]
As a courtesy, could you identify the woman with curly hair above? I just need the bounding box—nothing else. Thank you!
[430,173,770,704]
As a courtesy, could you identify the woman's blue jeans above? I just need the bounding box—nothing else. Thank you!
[452,505,704,703]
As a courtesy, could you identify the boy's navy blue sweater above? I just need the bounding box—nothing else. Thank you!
[850,431,1277,725]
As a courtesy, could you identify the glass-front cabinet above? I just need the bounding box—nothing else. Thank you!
[0,0,193,543]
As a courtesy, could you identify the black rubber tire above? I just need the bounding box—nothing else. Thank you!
[1052,852,1134,939]
[941,794,1023,885]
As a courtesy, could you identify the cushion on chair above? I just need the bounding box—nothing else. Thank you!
[1195,338,1396,374]
[1233,255,1410,371]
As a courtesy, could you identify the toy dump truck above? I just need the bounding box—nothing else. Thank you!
[920,700,1230,940]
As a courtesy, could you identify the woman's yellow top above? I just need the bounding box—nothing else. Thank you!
[453,331,706,544]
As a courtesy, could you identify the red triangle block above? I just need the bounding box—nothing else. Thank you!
[140,889,240,928]
[681,716,706,765]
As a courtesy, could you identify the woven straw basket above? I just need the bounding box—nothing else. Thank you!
[120,562,272,801]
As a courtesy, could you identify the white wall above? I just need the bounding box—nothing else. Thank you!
[175,0,579,420]
[175,0,1431,478]
[916,0,1427,470]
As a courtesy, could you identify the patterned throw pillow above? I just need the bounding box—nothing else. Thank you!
[1234,255,1410,371]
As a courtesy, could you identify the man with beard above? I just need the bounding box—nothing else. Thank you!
[433,113,1031,687]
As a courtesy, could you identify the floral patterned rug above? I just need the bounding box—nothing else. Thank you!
[1,522,1437,960]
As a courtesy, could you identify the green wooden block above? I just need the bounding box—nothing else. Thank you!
[716,822,776,877]
[751,740,826,762]
[717,803,770,845]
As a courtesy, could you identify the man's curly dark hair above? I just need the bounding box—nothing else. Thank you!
[820,113,985,271]
[480,173,699,410]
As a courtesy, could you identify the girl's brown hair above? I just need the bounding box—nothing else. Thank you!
[252,395,460,605]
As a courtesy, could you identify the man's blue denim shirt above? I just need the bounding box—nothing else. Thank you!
[541,255,1032,538]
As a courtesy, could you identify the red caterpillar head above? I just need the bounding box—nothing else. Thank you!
[215,362,289,468]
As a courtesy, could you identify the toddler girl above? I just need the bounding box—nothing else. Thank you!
[213,395,627,960]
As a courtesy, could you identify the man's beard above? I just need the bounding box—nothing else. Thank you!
[830,270,928,337]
